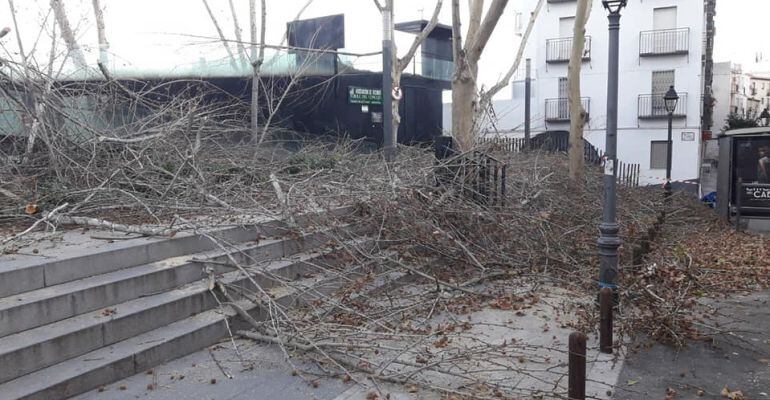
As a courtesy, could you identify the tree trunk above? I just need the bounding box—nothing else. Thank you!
[450,0,509,152]
[452,67,477,151]
[567,0,591,183]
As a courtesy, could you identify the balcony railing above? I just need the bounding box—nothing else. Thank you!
[638,93,688,119]
[547,0,575,2]
[545,36,592,63]
[545,97,590,122]
[639,28,689,56]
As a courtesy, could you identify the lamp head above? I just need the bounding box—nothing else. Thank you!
[663,86,679,114]
[602,0,627,14]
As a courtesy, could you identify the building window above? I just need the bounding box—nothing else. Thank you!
[559,17,575,38]
[514,12,523,36]
[650,141,669,170]
[653,7,677,31]
[558,77,568,118]
[651,70,675,114]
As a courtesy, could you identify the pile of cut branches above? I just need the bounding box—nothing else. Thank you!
[622,194,769,346]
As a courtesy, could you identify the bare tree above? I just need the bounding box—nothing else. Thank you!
[50,0,88,72]
[567,0,592,182]
[451,0,509,151]
[374,0,444,148]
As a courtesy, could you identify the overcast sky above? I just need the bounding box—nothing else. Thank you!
[0,1,766,83]
[713,0,770,70]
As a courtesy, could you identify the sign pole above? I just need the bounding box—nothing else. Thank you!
[525,58,531,150]
[382,3,396,162]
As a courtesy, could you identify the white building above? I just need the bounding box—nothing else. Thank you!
[712,62,770,133]
[445,0,711,186]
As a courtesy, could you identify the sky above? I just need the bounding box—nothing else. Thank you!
[0,0,518,84]
[713,0,770,71]
[0,1,765,86]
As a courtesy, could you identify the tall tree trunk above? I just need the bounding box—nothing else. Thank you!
[567,0,592,182]
[450,0,508,152]
[50,0,88,72]
[452,69,477,151]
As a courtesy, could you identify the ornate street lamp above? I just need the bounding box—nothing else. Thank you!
[663,86,679,196]
[597,0,627,307]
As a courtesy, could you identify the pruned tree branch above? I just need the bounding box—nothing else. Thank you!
[91,0,109,69]
[463,0,484,52]
[201,0,239,71]
[466,0,508,63]
[227,0,248,68]
[397,0,444,73]
[50,0,88,72]
[478,0,544,108]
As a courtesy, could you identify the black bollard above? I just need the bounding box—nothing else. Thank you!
[568,332,587,400]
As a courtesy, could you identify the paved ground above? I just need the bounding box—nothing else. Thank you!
[615,291,770,399]
[74,285,625,400]
[748,219,770,235]
[74,339,352,400]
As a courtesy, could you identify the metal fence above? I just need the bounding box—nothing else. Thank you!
[639,28,689,56]
[479,136,640,187]
[544,98,591,122]
[546,36,592,63]
[435,150,508,206]
[637,92,687,119]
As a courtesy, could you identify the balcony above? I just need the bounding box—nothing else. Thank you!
[545,36,592,63]
[639,28,689,56]
[545,97,590,122]
[638,93,688,119]
[547,0,575,2]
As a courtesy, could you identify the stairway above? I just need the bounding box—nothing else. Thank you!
[0,208,364,400]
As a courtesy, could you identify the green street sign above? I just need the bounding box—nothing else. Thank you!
[348,86,382,105]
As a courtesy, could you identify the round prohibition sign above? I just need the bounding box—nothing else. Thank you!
[392,86,403,100]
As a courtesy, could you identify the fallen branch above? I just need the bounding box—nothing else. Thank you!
[1,202,69,245]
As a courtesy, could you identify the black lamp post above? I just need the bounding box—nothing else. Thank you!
[663,85,679,196]
[759,108,770,127]
[598,0,627,296]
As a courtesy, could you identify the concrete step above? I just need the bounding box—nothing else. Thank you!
[0,229,332,339]
[0,206,354,299]
[0,248,372,400]
[0,247,335,385]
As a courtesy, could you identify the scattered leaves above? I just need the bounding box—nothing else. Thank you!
[721,386,745,400]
